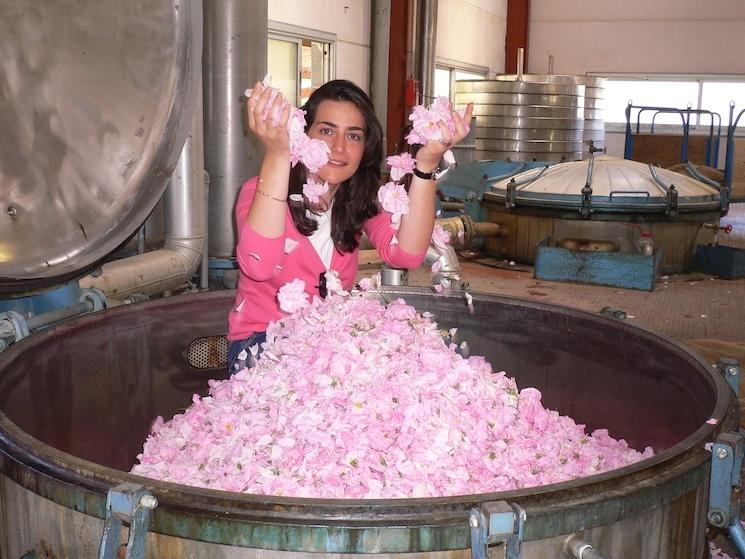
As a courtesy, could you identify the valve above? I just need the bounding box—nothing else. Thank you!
[703,223,733,235]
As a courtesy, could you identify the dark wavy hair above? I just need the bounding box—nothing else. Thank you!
[288,79,383,253]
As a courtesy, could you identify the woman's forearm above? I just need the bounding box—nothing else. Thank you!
[396,175,437,254]
[246,153,291,238]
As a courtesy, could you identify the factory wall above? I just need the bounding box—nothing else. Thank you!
[436,0,508,77]
[528,0,745,75]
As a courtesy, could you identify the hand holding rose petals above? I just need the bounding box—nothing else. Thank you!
[246,75,330,173]
[405,97,474,176]
[406,97,470,145]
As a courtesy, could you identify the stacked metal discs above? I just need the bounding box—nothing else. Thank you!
[454,75,606,162]
[509,75,607,154]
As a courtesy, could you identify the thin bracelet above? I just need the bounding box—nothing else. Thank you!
[256,187,287,203]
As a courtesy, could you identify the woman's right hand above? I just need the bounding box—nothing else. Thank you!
[246,80,292,157]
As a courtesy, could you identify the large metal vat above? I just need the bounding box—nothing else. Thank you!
[484,155,723,273]
[0,288,735,558]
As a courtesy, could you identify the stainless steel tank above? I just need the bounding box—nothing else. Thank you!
[0,0,203,294]
[0,288,735,558]
[483,155,723,272]
[493,74,607,155]
[455,80,586,163]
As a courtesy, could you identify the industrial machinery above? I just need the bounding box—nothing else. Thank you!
[0,288,741,558]
[454,51,606,163]
[483,153,724,277]
[1,2,744,558]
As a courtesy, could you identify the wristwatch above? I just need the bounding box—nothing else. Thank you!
[413,166,437,180]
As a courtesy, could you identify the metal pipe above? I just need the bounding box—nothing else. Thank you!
[473,221,506,238]
[371,0,391,148]
[516,47,524,80]
[565,535,610,559]
[79,79,207,301]
[199,170,211,291]
[203,0,267,259]
[683,161,721,188]
[648,164,672,194]
[415,0,438,102]
[730,520,745,558]
[25,301,93,331]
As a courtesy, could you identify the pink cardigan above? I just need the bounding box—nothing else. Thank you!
[227,177,427,340]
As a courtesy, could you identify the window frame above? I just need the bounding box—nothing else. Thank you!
[435,57,489,102]
[268,20,336,106]
[587,72,745,133]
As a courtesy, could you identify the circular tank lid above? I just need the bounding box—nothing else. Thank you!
[0,1,202,294]
[485,155,722,214]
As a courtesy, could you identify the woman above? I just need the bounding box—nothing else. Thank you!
[227,79,472,372]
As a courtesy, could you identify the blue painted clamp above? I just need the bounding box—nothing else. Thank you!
[99,482,157,559]
[470,501,526,559]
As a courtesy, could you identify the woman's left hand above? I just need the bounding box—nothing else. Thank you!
[414,102,474,173]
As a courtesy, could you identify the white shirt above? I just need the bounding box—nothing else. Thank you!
[307,205,334,268]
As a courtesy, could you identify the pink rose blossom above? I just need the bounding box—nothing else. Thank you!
[302,177,329,204]
[323,270,346,296]
[377,181,410,216]
[357,273,380,291]
[431,224,451,252]
[406,97,470,146]
[277,279,309,313]
[386,153,416,182]
[289,134,331,174]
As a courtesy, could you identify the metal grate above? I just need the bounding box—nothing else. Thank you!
[186,335,228,370]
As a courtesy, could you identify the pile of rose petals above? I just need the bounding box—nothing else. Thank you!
[132,293,653,498]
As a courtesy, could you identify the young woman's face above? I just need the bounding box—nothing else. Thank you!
[307,100,367,187]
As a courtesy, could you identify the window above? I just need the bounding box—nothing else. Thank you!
[434,59,489,102]
[268,22,335,107]
[595,74,745,129]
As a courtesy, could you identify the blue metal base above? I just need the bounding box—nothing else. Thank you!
[695,245,745,279]
[535,238,662,291]
[0,282,83,314]
[208,257,238,289]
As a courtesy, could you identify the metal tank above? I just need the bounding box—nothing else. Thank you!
[0,0,202,294]
[0,288,736,558]
[483,155,724,273]
[493,74,607,155]
[454,80,586,163]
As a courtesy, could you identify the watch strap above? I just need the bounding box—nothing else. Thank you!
[413,166,436,180]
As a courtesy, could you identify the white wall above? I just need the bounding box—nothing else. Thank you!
[529,0,745,157]
[528,0,745,75]
[436,0,508,76]
[268,0,511,92]
[269,0,371,89]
